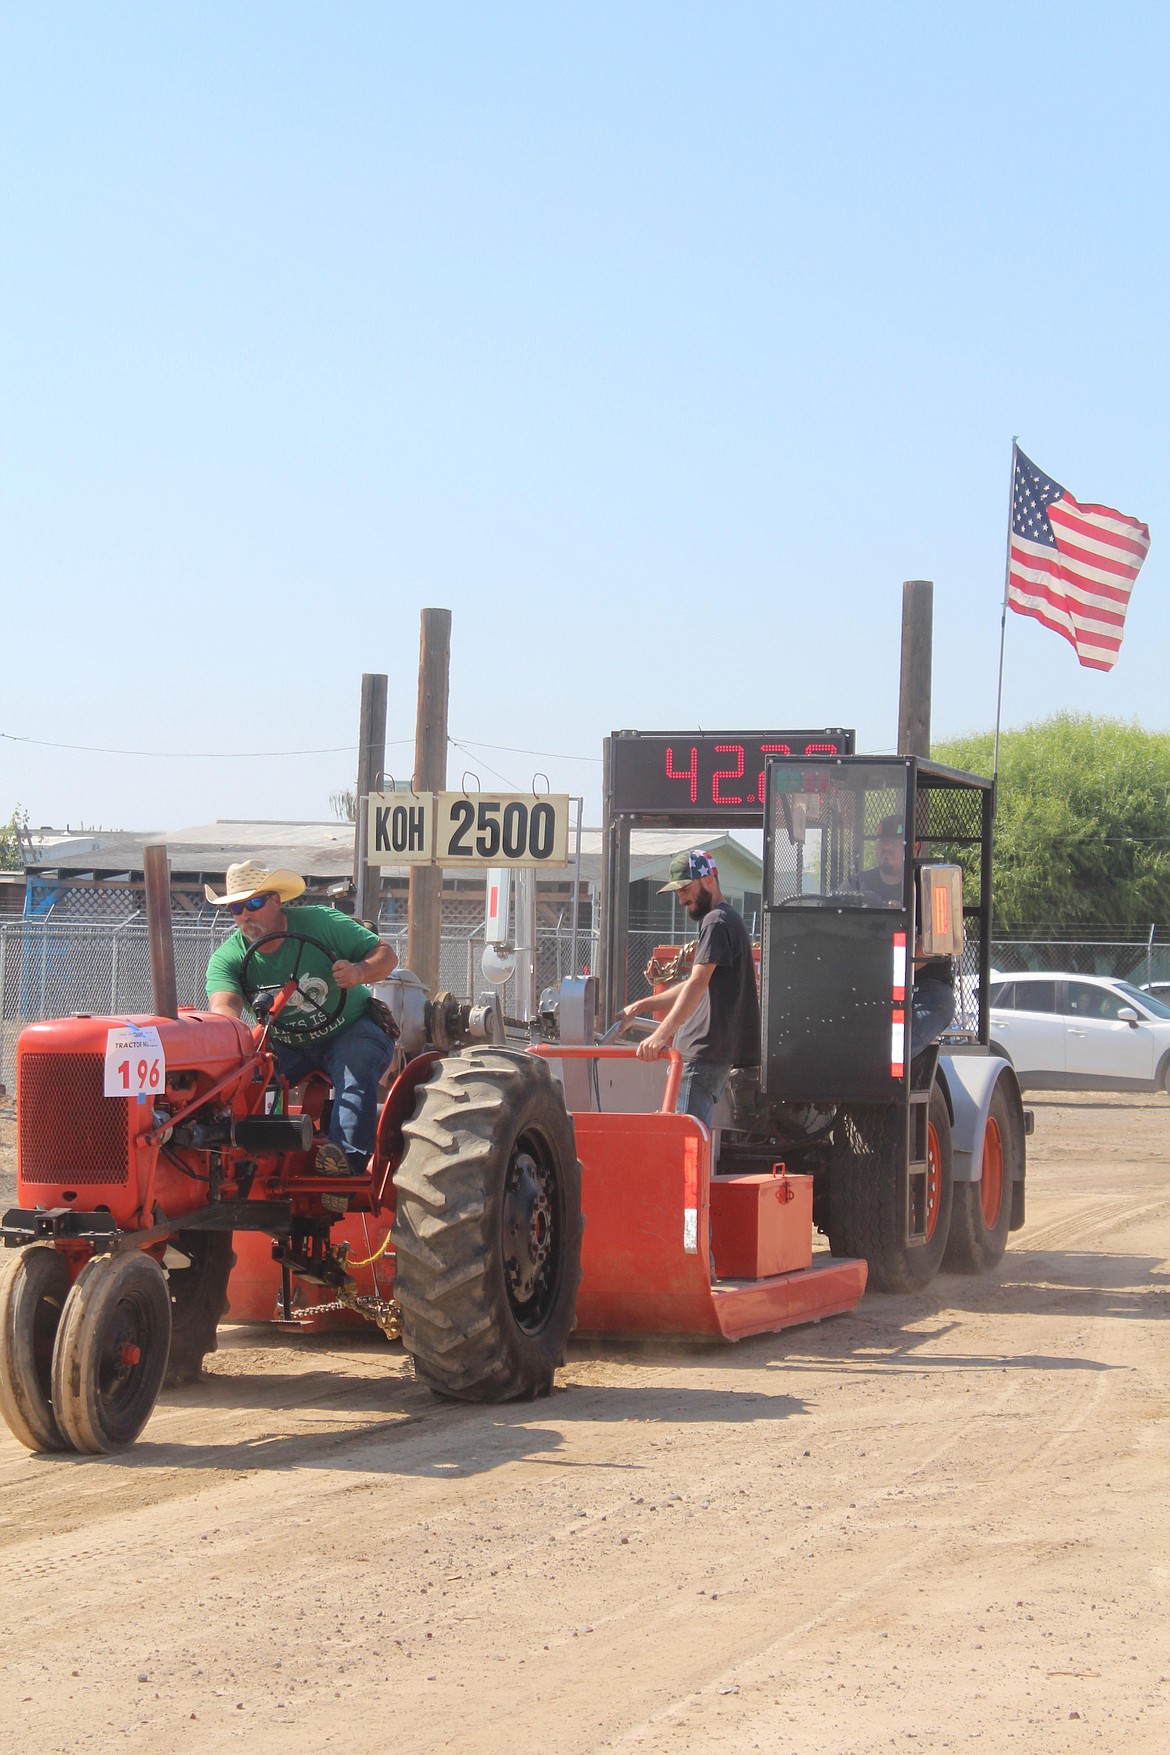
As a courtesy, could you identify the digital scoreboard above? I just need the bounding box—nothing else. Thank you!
[608,729,855,821]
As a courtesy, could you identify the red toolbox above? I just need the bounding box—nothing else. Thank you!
[709,1171,813,1280]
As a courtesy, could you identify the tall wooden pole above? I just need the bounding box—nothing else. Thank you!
[407,609,451,994]
[353,671,388,925]
[897,579,933,758]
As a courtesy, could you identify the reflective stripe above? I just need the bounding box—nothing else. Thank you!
[683,1135,699,1254]
[891,1009,905,1078]
[892,931,907,1001]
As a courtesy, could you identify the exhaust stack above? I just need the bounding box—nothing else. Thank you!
[143,843,179,1019]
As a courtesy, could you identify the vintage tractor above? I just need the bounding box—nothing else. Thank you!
[0,937,583,1454]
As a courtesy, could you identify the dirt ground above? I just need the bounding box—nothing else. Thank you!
[0,1093,1167,1755]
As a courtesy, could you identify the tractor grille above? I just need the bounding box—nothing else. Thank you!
[18,1052,131,1187]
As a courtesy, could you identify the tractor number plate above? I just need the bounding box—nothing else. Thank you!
[103,1025,166,1097]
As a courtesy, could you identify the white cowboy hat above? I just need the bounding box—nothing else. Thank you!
[204,861,306,907]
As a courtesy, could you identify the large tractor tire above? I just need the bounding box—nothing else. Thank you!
[943,1081,1018,1274]
[392,1048,583,1402]
[0,1244,71,1453]
[51,1251,172,1454]
[827,1087,954,1294]
[163,1231,237,1387]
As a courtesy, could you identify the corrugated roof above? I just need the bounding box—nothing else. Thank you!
[29,821,761,886]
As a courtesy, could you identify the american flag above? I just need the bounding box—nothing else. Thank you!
[1008,448,1151,672]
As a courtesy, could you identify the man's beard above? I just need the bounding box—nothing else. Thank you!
[685,890,713,919]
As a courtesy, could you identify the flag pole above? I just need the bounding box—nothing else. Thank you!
[992,436,1019,784]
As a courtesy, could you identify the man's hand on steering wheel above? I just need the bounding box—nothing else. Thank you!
[238,931,350,1038]
[329,958,368,991]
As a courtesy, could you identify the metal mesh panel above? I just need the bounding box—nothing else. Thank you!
[18,1052,130,1186]
[915,784,984,846]
[768,763,908,901]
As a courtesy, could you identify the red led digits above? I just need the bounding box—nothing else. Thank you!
[756,744,791,802]
[712,744,744,805]
[665,745,698,803]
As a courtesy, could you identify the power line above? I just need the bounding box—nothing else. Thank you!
[0,730,394,759]
[1,728,603,765]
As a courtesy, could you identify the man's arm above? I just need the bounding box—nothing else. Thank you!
[616,978,690,1029]
[332,939,398,991]
[635,961,716,1060]
[208,990,244,1019]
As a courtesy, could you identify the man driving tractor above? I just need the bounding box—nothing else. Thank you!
[205,861,398,1173]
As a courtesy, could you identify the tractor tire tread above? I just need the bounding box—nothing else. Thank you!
[164,1230,237,1388]
[827,1089,953,1295]
[0,1245,71,1453]
[391,1048,582,1403]
[942,1081,1019,1274]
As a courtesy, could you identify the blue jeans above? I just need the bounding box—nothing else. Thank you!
[676,1061,733,1131]
[273,1014,396,1170]
[910,978,955,1061]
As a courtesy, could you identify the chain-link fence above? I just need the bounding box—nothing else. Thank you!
[1,912,1164,1093]
[0,915,601,1090]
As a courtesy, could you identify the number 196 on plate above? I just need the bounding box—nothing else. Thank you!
[103,1027,166,1098]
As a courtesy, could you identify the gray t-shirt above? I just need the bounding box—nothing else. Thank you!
[675,901,761,1068]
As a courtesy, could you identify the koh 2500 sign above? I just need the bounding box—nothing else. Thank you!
[366,792,570,868]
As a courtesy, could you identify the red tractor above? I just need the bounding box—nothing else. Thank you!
[0,949,583,1453]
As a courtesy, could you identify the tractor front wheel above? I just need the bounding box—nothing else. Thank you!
[392,1048,583,1402]
[51,1251,172,1453]
[0,1244,71,1452]
[827,1087,954,1294]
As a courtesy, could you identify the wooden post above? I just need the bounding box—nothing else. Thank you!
[898,579,933,758]
[143,843,178,1018]
[407,609,451,994]
[353,672,388,925]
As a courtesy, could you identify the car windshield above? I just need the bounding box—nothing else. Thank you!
[1118,981,1170,1020]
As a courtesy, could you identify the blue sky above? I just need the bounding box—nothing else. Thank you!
[3,2,1166,832]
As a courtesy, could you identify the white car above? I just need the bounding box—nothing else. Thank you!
[989,973,1170,1093]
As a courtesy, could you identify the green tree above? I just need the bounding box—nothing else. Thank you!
[0,805,30,871]
[934,714,1170,933]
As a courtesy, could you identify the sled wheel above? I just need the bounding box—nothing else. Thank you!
[391,1048,583,1402]
[51,1252,172,1454]
[943,1081,1017,1274]
[0,1245,72,1452]
[827,1086,954,1294]
[164,1231,237,1387]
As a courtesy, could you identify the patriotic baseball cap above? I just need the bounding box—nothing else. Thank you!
[659,848,716,893]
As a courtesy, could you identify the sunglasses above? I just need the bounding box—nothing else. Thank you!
[228,892,275,917]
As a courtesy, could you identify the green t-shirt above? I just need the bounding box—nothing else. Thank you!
[206,904,382,1046]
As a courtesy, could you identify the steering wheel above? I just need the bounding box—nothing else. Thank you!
[238,931,349,1038]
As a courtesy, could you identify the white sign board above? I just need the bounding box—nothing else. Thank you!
[367,791,571,868]
[366,792,436,866]
[433,793,570,867]
[104,1025,165,1098]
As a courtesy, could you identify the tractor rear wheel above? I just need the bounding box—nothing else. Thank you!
[0,1245,71,1452]
[392,1048,583,1402]
[51,1251,172,1453]
[827,1087,953,1294]
[943,1082,1017,1273]
[164,1231,236,1387]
